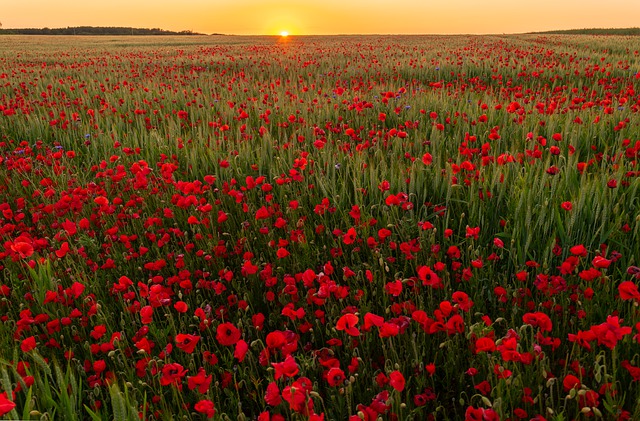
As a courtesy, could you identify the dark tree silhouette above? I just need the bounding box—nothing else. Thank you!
[0,26,203,35]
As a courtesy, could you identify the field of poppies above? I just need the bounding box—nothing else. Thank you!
[0,33,639,420]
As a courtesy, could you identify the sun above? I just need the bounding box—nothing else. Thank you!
[280,31,289,37]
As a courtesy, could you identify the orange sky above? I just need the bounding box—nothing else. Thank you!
[3,0,640,35]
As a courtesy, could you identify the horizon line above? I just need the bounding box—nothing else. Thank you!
[2,25,639,37]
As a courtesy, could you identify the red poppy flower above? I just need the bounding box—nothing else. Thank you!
[414,392,429,406]
[242,260,259,276]
[282,377,312,413]
[281,386,307,414]
[447,245,461,259]
[174,301,188,313]
[563,374,581,392]
[216,322,241,346]
[349,205,361,221]
[187,367,212,394]
[385,194,400,206]
[378,228,392,241]
[343,227,357,245]
[134,337,154,354]
[389,370,405,392]
[94,196,109,206]
[417,266,442,288]
[546,166,560,175]
[252,313,265,330]
[465,226,480,239]
[203,351,218,366]
[561,201,572,211]
[276,248,290,259]
[379,322,400,338]
[590,315,632,349]
[411,310,433,332]
[384,280,402,297]
[326,367,345,387]
[264,381,282,406]
[234,339,249,362]
[175,334,200,354]
[10,240,34,258]
[465,406,485,421]
[627,266,640,279]
[140,306,153,324]
[426,363,436,376]
[446,314,465,335]
[90,325,107,340]
[375,372,389,388]
[579,267,602,282]
[255,206,270,220]
[21,336,37,352]
[272,354,299,380]
[266,331,287,349]
[579,390,600,409]
[452,291,474,311]
[363,312,384,331]
[619,281,640,301]
[622,360,640,381]
[493,363,512,379]
[522,312,553,332]
[348,357,359,374]
[592,256,612,269]
[160,363,187,387]
[55,241,69,258]
[0,393,16,417]
[336,313,360,336]
[474,337,496,354]
[194,399,216,418]
[570,244,587,256]
[474,380,492,395]
[484,408,500,421]
[568,329,597,351]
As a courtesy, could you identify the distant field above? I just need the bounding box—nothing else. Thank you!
[528,28,640,35]
[1,34,639,420]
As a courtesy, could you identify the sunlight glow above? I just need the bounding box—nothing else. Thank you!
[280,31,289,37]
[2,0,640,35]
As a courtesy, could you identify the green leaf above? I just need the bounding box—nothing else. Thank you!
[109,383,127,421]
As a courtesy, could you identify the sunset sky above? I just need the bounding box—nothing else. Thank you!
[3,0,640,35]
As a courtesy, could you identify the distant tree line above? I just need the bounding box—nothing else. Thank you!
[0,26,205,35]
[528,28,640,35]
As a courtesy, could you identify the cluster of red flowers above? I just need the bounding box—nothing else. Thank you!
[0,35,638,420]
